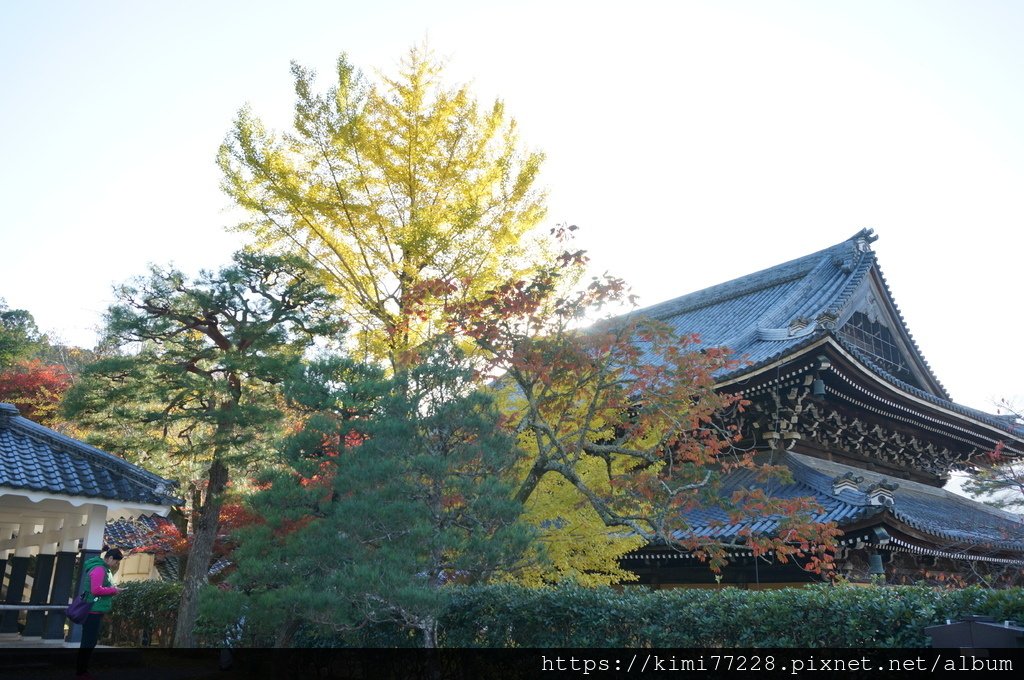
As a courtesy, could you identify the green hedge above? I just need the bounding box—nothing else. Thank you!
[439,584,1024,648]
[105,580,182,647]
[190,583,1023,648]
[108,581,1023,648]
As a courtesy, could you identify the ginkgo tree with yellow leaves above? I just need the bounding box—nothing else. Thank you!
[219,45,546,372]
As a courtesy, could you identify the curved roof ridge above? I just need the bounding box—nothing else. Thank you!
[757,243,874,335]
[754,253,842,331]
[787,451,934,498]
[631,229,876,323]
[890,503,1024,550]
[825,249,876,319]
[785,450,869,503]
[787,451,1024,549]
[890,491,1024,531]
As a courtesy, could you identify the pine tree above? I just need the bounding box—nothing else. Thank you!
[222,340,534,648]
[64,251,345,647]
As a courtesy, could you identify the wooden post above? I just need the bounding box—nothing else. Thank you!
[0,554,30,633]
[43,551,78,641]
[24,517,61,638]
[68,504,107,644]
[22,553,56,637]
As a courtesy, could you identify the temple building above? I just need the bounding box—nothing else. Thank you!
[621,230,1024,587]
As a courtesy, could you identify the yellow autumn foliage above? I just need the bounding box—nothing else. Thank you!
[220,45,547,371]
[516,464,647,586]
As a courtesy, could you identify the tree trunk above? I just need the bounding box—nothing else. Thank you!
[275,616,300,647]
[421,617,442,680]
[173,455,229,647]
[420,615,437,649]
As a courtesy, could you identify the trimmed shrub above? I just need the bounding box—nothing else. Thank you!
[174,581,1024,648]
[105,580,182,647]
[439,584,1023,648]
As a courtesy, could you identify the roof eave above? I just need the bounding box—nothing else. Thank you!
[717,336,1024,446]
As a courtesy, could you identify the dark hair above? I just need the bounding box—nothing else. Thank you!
[104,548,124,561]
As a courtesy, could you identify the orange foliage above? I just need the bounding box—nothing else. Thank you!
[439,228,840,575]
[0,359,72,427]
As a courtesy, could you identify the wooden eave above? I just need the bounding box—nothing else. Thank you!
[720,336,1023,457]
[838,512,1024,563]
[714,336,1023,489]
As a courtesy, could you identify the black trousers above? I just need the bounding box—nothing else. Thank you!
[76,612,104,675]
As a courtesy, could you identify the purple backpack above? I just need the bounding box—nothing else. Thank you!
[65,592,92,624]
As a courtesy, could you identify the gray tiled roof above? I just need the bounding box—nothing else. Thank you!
[627,229,1019,436]
[0,403,178,506]
[630,228,882,371]
[789,453,1024,551]
[676,452,1024,552]
[105,514,178,551]
[672,455,878,541]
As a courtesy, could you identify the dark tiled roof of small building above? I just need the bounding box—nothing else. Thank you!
[676,452,1024,553]
[105,514,179,551]
[105,516,231,578]
[0,402,178,506]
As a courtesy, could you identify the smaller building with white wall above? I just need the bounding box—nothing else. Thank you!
[0,402,178,642]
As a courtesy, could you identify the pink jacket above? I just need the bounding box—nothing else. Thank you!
[90,566,119,596]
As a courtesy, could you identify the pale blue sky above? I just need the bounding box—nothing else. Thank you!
[2,1,1022,412]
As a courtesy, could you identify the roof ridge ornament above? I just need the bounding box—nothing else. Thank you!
[832,229,877,272]
[832,471,864,495]
[854,228,878,251]
[866,478,899,507]
[0,403,19,422]
[816,311,838,330]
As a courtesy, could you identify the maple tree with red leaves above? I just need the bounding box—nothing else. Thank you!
[0,359,72,428]
[439,225,839,580]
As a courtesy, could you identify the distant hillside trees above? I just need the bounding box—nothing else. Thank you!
[0,299,92,430]
[0,298,43,368]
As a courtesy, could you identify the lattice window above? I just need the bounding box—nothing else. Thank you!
[839,312,919,387]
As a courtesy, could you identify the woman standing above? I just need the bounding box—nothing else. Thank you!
[76,547,123,679]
